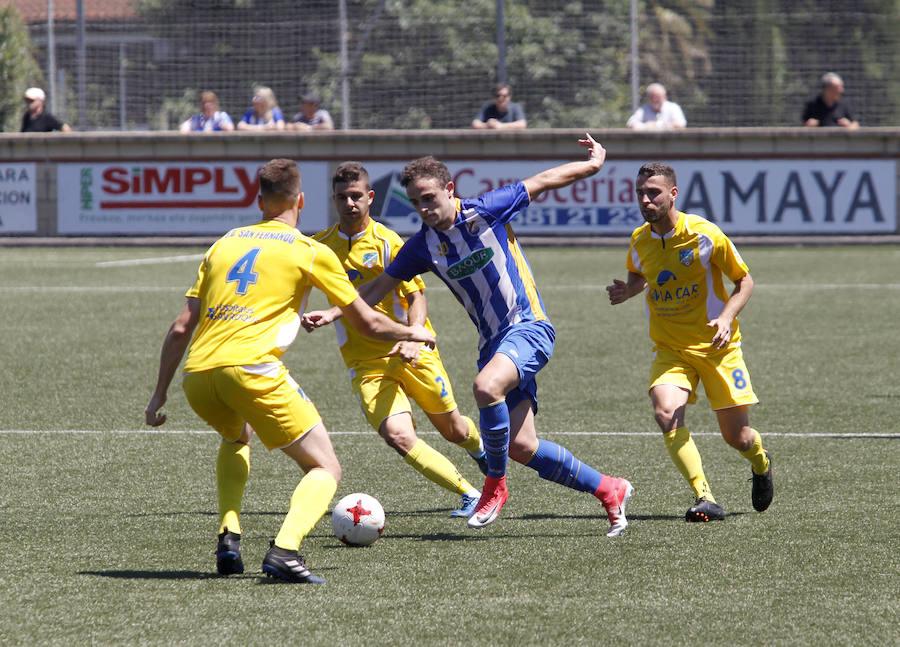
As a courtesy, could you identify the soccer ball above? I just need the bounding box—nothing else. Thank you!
[331,492,385,547]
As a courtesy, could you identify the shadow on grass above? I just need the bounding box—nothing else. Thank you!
[79,569,231,580]
[79,569,335,581]
[126,510,283,519]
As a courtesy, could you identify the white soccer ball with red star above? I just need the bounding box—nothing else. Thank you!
[332,492,385,546]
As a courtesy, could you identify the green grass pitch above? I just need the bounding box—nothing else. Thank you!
[0,244,897,646]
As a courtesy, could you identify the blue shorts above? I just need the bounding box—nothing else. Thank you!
[478,320,555,413]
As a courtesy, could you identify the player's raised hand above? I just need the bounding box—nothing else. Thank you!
[145,394,167,427]
[606,278,628,305]
[578,133,607,168]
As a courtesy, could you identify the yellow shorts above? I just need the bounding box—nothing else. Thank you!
[349,347,458,430]
[649,343,758,410]
[182,362,321,450]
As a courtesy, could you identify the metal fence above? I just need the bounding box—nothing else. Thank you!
[22,0,900,131]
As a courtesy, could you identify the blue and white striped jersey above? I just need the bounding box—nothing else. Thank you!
[386,182,548,349]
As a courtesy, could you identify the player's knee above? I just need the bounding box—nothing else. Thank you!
[378,421,417,455]
[723,426,753,451]
[443,417,469,443]
[473,376,504,405]
[653,407,678,431]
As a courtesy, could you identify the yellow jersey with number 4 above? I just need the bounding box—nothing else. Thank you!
[184,219,359,373]
[626,211,749,352]
[315,219,434,367]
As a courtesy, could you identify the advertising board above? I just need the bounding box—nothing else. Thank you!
[57,161,329,234]
[363,159,896,235]
[0,163,38,233]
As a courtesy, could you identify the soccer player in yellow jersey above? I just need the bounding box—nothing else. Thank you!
[308,161,486,518]
[606,162,773,522]
[145,159,435,583]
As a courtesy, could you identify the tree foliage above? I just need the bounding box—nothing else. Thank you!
[130,0,632,129]
[87,0,900,128]
[0,5,44,132]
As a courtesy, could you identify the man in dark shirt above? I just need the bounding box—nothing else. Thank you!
[21,88,71,133]
[471,83,526,130]
[802,73,858,129]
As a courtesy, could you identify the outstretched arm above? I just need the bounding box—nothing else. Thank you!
[522,133,606,200]
[339,296,434,346]
[145,298,201,426]
[606,271,647,305]
[301,272,404,332]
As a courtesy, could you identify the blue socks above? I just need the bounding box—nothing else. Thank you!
[480,405,605,495]
[525,439,604,494]
[479,401,510,478]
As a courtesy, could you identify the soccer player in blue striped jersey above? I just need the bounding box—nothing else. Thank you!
[307,161,486,519]
[306,135,633,536]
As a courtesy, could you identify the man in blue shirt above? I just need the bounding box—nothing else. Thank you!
[303,135,634,537]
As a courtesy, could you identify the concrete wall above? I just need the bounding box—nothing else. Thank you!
[1,127,898,236]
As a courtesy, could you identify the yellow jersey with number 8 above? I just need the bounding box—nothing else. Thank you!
[626,211,749,351]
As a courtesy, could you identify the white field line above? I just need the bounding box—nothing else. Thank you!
[0,429,896,439]
[0,286,185,292]
[95,254,203,267]
[3,283,900,293]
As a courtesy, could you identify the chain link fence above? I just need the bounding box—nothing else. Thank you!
[20,0,900,131]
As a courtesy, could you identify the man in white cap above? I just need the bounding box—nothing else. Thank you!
[21,88,71,133]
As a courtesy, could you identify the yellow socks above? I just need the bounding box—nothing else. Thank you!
[454,415,482,454]
[217,439,250,534]
[274,468,338,551]
[404,438,476,496]
[663,427,715,502]
[739,428,770,475]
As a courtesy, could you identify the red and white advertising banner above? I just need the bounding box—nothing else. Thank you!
[362,159,897,235]
[0,163,38,233]
[57,161,329,234]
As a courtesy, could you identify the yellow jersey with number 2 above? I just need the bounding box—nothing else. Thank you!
[314,219,434,367]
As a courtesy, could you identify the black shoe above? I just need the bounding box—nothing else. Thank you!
[262,542,325,584]
[751,451,774,512]
[216,530,244,575]
[468,449,489,476]
[685,497,725,522]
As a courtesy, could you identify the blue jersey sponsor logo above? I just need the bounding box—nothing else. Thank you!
[347,269,362,282]
[656,269,677,286]
[447,248,494,280]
